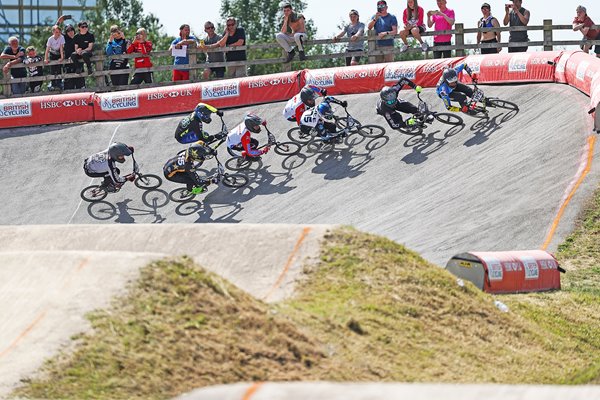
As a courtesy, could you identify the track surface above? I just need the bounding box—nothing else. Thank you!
[1,83,597,265]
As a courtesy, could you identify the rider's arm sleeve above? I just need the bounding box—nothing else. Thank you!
[397,77,417,90]
[242,132,262,157]
[108,161,126,184]
[455,63,465,74]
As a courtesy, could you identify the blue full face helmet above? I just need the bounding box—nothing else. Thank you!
[317,102,334,120]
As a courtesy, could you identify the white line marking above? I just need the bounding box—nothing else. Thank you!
[67,124,121,224]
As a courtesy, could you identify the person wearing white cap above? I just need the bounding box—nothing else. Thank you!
[477,2,501,54]
[573,5,600,57]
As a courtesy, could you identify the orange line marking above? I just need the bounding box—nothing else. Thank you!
[542,135,596,250]
[0,309,47,359]
[242,382,264,400]
[263,227,311,301]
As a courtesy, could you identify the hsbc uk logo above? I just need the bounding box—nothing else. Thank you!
[247,76,296,89]
[40,99,89,109]
[147,89,194,101]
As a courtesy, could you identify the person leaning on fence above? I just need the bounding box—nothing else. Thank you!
[169,24,197,81]
[62,24,85,90]
[200,21,226,79]
[214,17,247,78]
[276,2,308,63]
[71,21,95,74]
[333,9,365,66]
[477,3,501,54]
[368,0,398,63]
[127,28,153,84]
[105,25,129,86]
[1,36,27,95]
[503,0,529,53]
[45,25,65,91]
[427,0,455,59]
[573,5,600,57]
[399,0,428,53]
[23,46,43,93]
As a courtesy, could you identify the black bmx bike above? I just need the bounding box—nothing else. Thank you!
[80,157,162,202]
[463,73,520,118]
[398,92,465,136]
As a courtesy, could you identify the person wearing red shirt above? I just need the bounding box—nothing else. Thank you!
[400,0,428,53]
[127,28,153,84]
[573,5,600,57]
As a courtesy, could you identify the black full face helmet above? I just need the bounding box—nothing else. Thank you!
[380,86,398,107]
[300,86,318,107]
[244,113,263,133]
[187,144,215,161]
[194,103,212,124]
[108,142,132,163]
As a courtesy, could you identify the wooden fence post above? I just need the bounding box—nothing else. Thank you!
[95,58,105,88]
[281,48,291,72]
[189,52,197,81]
[367,29,377,64]
[543,19,553,51]
[455,23,465,57]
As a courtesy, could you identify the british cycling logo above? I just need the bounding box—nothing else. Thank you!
[508,53,529,73]
[201,81,240,99]
[100,93,139,111]
[576,61,589,81]
[482,257,503,281]
[522,257,540,280]
[466,55,483,73]
[384,65,416,81]
[306,72,335,87]
[0,100,31,118]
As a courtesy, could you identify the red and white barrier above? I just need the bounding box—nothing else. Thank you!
[0,50,598,129]
[446,250,562,293]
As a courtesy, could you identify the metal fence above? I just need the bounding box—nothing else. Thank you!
[1,20,599,98]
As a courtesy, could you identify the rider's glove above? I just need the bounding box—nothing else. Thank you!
[324,96,333,103]
[320,88,327,96]
[127,175,136,182]
[241,150,248,158]
[415,85,423,94]
[261,146,270,155]
[471,73,479,83]
[448,105,461,112]
[461,105,469,113]
[128,146,134,153]
[216,110,224,117]
[261,119,268,126]
[341,100,348,108]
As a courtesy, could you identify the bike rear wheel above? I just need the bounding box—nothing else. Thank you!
[222,173,249,188]
[287,126,312,144]
[135,174,162,190]
[274,141,302,156]
[81,185,108,202]
[357,124,385,138]
[434,112,464,126]
[335,115,361,132]
[488,98,519,111]
[169,187,196,203]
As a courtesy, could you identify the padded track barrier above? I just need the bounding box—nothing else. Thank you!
[446,250,562,293]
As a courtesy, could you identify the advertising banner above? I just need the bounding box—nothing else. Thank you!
[461,51,560,84]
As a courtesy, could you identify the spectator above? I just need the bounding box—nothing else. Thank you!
[333,9,365,66]
[105,25,129,86]
[200,21,225,79]
[399,0,428,53]
[63,24,84,90]
[71,21,95,74]
[169,24,197,81]
[367,0,398,63]
[23,46,44,93]
[276,2,308,63]
[477,3,501,54]
[573,5,600,57]
[1,36,27,95]
[44,25,65,91]
[427,0,455,59]
[127,28,153,84]
[503,0,529,53]
[215,17,247,78]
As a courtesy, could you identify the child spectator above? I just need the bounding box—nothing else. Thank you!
[44,25,65,91]
[399,0,428,53]
[105,25,129,86]
[127,28,153,84]
[333,9,365,66]
[23,46,44,93]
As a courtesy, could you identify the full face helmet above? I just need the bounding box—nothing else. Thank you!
[443,67,458,87]
[108,142,132,163]
[194,103,212,124]
[187,144,215,161]
[300,86,319,107]
[317,102,334,120]
[380,86,398,107]
[244,113,263,133]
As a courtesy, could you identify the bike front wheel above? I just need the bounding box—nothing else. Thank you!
[80,185,108,202]
[274,141,302,156]
[287,126,312,144]
[488,98,519,111]
[222,173,249,188]
[434,112,464,126]
[135,174,162,190]
[169,188,196,203]
[398,124,423,136]
[225,156,259,171]
[357,124,385,138]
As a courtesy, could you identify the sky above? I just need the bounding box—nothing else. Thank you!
[141,0,599,49]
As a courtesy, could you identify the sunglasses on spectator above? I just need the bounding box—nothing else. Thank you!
[80,25,88,28]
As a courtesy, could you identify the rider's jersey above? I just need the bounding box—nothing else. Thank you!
[84,150,125,184]
[436,63,466,108]
[175,112,215,144]
[162,153,203,185]
[299,106,321,128]
[226,122,262,157]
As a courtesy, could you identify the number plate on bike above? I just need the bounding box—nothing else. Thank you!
[472,89,484,102]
